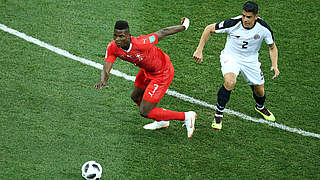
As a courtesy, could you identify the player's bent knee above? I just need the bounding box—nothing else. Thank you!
[255,89,265,97]
[224,80,236,90]
[130,95,137,102]
[131,94,141,103]
[253,85,265,97]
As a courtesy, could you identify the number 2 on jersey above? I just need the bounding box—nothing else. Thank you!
[242,41,248,49]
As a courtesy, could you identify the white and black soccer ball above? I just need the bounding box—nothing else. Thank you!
[81,161,102,180]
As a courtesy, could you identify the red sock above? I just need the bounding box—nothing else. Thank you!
[148,107,185,121]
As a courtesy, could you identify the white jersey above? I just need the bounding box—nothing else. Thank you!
[215,16,274,63]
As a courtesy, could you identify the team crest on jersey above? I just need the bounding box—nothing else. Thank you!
[254,34,260,40]
[149,35,156,43]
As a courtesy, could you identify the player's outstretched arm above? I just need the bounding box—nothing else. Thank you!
[268,43,280,79]
[93,61,113,90]
[155,17,190,41]
[193,23,216,63]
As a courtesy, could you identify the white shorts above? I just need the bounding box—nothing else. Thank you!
[220,54,264,85]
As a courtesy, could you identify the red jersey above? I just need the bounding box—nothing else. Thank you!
[104,33,170,73]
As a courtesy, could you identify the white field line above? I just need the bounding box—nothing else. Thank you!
[1,23,319,139]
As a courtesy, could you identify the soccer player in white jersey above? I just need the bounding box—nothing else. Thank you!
[193,1,280,130]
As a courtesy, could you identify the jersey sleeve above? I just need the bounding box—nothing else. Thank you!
[104,42,117,63]
[215,16,242,34]
[264,31,274,45]
[136,33,159,50]
[257,18,274,45]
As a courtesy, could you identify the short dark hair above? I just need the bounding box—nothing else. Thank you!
[114,20,130,32]
[243,1,258,15]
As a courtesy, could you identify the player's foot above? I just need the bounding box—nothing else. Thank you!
[255,106,275,122]
[143,121,170,130]
[212,114,223,130]
[183,111,197,138]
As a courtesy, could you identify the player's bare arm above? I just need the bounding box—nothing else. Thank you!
[268,43,280,79]
[155,17,190,41]
[193,23,216,63]
[93,61,113,90]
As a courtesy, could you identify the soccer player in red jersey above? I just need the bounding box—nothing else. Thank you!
[94,18,196,138]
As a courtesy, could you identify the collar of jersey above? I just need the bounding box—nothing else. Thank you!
[121,43,132,53]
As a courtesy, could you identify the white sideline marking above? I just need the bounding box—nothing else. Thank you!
[1,23,319,139]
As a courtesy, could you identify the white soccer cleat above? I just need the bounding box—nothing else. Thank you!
[183,111,197,138]
[143,121,170,130]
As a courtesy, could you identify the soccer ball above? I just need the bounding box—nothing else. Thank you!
[81,161,102,180]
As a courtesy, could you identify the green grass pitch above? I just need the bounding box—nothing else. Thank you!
[1,0,319,179]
